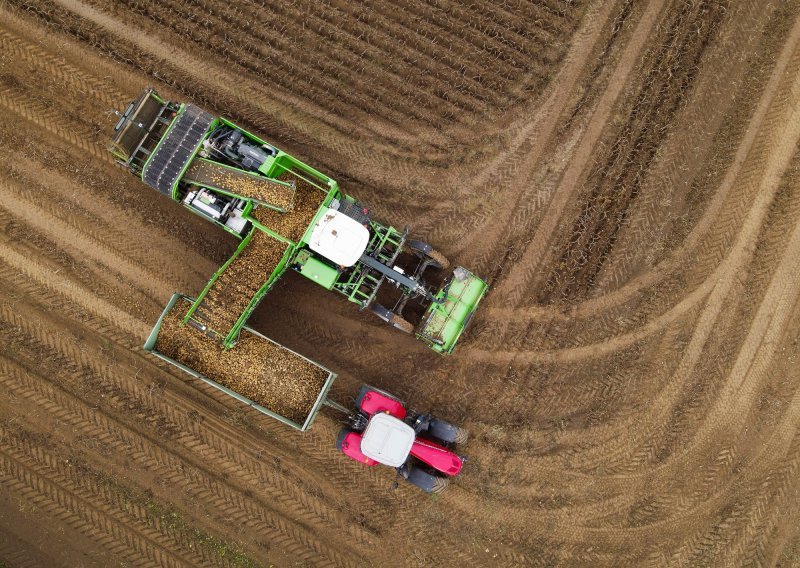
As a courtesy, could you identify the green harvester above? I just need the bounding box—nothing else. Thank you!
[110,88,488,354]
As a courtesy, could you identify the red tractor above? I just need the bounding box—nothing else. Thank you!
[336,385,468,493]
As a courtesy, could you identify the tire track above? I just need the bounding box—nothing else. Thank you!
[432,0,660,261]
[0,260,434,562]
[0,433,198,568]
[476,4,800,360]
[470,45,800,487]
[0,291,393,540]
[487,0,800,326]
[0,356,360,567]
[0,257,527,565]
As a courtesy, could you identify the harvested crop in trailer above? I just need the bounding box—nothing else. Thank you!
[156,299,328,423]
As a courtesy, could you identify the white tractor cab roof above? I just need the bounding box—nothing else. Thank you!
[309,208,370,267]
[360,412,416,467]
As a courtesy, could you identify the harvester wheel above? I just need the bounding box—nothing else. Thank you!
[405,466,448,493]
[427,418,468,445]
[426,249,450,270]
[391,315,414,334]
[407,240,449,269]
[369,303,393,323]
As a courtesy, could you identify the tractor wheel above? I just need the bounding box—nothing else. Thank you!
[406,239,432,257]
[391,315,414,334]
[426,248,450,270]
[427,418,469,445]
[405,466,448,494]
[336,428,352,452]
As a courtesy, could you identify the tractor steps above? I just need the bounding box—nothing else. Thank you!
[142,105,214,195]
[183,158,295,211]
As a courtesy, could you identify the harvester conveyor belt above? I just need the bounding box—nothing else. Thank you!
[142,105,214,195]
[183,158,295,211]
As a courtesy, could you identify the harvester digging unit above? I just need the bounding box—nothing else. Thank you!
[109,89,484,491]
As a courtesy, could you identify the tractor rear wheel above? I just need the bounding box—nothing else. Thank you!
[426,248,450,270]
[391,315,414,334]
[405,466,448,494]
[427,418,469,445]
[336,428,352,452]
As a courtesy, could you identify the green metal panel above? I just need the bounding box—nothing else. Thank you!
[294,250,338,290]
[256,156,276,175]
[222,241,295,347]
[146,293,337,431]
[245,217,298,247]
[416,268,489,354]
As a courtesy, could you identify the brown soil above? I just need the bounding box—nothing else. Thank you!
[2,0,800,566]
[156,298,328,424]
[250,172,326,242]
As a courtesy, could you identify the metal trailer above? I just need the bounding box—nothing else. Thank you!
[145,294,341,431]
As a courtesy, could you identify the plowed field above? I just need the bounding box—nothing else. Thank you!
[2,0,800,566]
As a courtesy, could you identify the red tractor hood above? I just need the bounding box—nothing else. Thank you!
[410,438,463,476]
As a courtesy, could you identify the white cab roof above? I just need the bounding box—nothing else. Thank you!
[309,208,369,267]
[360,413,415,467]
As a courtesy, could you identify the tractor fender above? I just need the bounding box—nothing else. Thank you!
[355,385,407,419]
[409,438,463,476]
[369,303,393,323]
[337,429,378,466]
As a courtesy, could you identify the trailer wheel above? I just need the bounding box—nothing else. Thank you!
[405,466,448,493]
[426,248,450,270]
[391,315,414,334]
[427,418,468,445]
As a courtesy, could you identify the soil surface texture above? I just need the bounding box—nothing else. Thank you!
[1,0,800,566]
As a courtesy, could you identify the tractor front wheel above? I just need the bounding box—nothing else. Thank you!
[427,418,468,445]
[405,466,448,493]
[336,428,352,452]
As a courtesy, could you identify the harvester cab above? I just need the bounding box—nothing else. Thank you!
[112,87,487,354]
[308,208,370,267]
